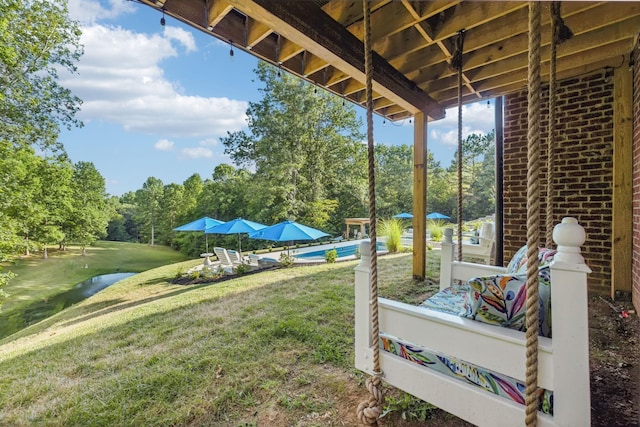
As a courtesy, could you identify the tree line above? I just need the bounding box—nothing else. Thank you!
[105,63,495,257]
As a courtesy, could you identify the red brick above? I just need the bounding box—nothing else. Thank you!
[504,70,615,293]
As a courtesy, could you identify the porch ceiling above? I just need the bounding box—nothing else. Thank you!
[137,0,640,121]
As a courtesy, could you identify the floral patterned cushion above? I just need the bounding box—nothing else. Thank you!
[465,265,553,338]
[506,245,556,274]
[420,284,470,316]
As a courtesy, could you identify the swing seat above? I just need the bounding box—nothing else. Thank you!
[355,218,592,427]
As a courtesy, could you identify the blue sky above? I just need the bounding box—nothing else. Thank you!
[60,0,496,196]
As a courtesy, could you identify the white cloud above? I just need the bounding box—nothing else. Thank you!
[436,100,495,129]
[154,139,174,151]
[181,147,214,159]
[68,0,135,24]
[59,24,248,139]
[163,26,197,53]
[430,126,491,147]
[428,100,495,147]
[199,138,219,147]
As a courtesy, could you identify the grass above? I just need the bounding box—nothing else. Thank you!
[1,241,189,315]
[0,250,440,426]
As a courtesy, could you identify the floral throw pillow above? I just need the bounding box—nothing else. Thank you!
[465,266,553,338]
[506,245,556,275]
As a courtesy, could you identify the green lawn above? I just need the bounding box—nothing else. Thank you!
[1,241,189,315]
[0,251,450,426]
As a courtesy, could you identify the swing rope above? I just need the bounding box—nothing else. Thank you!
[452,30,465,261]
[545,3,558,248]
[546,2,572,247]
[525,2,541,426]
[356,0,383,424]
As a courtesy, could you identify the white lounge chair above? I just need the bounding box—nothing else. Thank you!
[213,247,233,268]
[455,222,495,264]
[248,254,260,268]
[227,249,247,266]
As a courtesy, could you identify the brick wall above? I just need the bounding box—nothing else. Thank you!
[633,45,640,313]
[503,71,614,294]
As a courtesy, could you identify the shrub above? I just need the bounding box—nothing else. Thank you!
[378,218,404,253]
[325,249,337,263]
[279,252,294,267]
[235,262,251,275]
[427,219,446,242]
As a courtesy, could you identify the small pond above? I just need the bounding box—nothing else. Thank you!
[0,272,136,340]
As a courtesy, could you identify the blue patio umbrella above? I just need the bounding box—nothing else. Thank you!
[174,216,224,253]
[205,217,267,253]
[426,212,451,220]
[393,212,413,219]
[249,220,330,253]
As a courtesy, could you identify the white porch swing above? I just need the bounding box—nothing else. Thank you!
[354,2,591,426]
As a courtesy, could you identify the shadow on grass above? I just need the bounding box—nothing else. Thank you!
[2,262,358,358]
[58,282,218,329]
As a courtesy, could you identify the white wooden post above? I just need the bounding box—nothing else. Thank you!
[550,217,592,426]
[440,228,454,290]
[354,240,373,372]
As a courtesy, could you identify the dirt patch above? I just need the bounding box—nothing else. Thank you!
[589,295,639,427]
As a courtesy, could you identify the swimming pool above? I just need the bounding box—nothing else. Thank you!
[294,242,387,261]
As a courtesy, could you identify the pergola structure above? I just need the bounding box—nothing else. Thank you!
[135,0,640,303]
[344,218,370,239]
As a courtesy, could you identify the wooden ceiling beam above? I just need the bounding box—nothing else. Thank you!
[303,54,330,77]
[374,97,396,110]
[225,0,444,119]
[433,2,528,41]
[413,6,640,91]
[452,2,600,54]
[433,39,635,101]
[245,18,272,48]
[207,0,234,29]
[268,1,391,65]
[422,17,640,94]
[324,69,350,87]
[348,1,422,42]
[401,1,480,100]
[343,79,365,96]
[392,2,606,81]
[440,56,624,108]
[468,17,640,82]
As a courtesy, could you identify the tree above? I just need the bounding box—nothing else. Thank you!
[0,144,38,255]
[426,152,456,218]
[375,144,414,218]
[448,131,496,221]
[180,173,204,221]
[136,177,164,246]
[0,0,83,151]
[158,183,184,247]
[67,161,109,254]
[105,196,132,242]
[30,154,74,258]
[222,62,365,232]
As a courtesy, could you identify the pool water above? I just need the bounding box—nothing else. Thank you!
[294,242,387,261]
